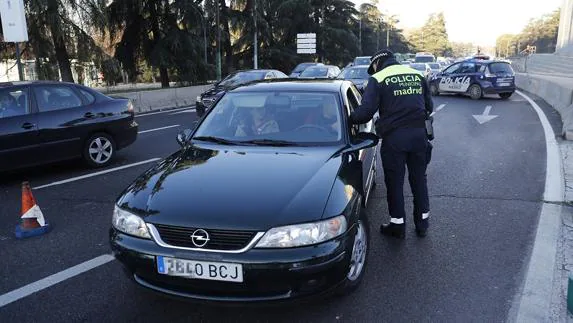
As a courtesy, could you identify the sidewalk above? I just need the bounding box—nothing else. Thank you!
[554,141,573,322]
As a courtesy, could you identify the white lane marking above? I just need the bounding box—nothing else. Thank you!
[436,103,446,111]
[135,106,194,117]
[516,90,563,202]
[33,158,161,190]
[138,124,180,134]
[170,109,197,115]
[0,254,115,308]
[472,105,498,124]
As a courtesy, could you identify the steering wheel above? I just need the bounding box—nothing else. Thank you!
[293,124,330,133]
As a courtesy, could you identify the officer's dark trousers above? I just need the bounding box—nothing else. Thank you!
[381,127,430,229]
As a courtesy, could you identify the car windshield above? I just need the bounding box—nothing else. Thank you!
[410,64,427,71]
[292,63,315,73]
[218,71,267,87]
[353,57,371,65]
[428,63,441,69]
[337,67,369,79]
[300,67,329,77]
[488,62,514,74]
[193,91,343,145]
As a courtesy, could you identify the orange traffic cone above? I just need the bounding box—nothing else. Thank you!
[15,181,51,239]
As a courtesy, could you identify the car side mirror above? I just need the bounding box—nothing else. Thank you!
[176,123,197,147]
[348,132,379,151]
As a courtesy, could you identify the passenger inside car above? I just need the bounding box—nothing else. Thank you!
[0,92,23,118]
[235,104,279,136]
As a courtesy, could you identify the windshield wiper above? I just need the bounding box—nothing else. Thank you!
[238,139,301,146]
[192,136,240,145]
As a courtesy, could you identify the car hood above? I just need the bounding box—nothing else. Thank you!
[117,144,345,231]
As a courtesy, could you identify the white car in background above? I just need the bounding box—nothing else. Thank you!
[409,63,432,79]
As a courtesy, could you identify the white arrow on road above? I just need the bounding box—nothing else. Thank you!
[472,105,498,124]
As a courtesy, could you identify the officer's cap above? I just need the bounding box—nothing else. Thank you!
[367,49,394,75]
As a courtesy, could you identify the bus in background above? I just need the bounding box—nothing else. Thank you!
[414,52,436,63]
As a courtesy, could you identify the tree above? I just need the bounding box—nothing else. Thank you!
[407,12,451,56]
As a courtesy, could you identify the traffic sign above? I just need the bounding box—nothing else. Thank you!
[297,48,316,54]
[297,33,316,54]
[0,0,28,42]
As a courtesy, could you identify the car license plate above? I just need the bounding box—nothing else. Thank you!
[156,256,243,283]
[497,82,511,87]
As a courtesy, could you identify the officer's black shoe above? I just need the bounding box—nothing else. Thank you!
[415,228,427,237]
[380,223,405,239]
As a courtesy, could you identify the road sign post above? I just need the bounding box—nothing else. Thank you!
[0,0,29,81]
[297,33,316,55]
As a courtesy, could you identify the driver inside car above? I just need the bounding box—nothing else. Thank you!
[235,105,279,137]
[304,95,340,133]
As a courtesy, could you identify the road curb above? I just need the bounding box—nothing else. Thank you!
[507,91,567,322]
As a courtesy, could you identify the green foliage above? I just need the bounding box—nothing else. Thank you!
[406,12,451,56]
[496,8,561,56]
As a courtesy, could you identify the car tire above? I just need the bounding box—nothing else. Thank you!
[429,83,439,96]
[468,84,483,100]
[83,133,116,168]
[337,205,370,295]
[499,92,513,100]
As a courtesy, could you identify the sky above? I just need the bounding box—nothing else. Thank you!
[351,0,563,47]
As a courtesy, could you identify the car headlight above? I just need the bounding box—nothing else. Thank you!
[112,205,151,239]
[255,215,347,248]
[196,95,202,102]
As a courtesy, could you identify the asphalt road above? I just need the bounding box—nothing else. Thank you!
[0,93,557,322]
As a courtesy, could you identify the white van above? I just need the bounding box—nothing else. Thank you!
[414,52,436,63]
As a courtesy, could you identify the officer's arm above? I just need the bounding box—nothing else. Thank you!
[421,77,434,116]
[350,77,380,124]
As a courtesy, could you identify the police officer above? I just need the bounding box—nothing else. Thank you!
[349,49,433,238]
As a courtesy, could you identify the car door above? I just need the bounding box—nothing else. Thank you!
[438,62,462,92]
[343,84,377,199]
[0,86,40,171]
[32,84,93,163]
[456,62,477,92]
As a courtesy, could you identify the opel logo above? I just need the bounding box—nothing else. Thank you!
[190,229,210,247]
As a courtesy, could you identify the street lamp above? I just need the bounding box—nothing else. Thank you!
[216,2,222,81]
[253,0,258,69]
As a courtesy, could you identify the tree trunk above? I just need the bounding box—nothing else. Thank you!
[219,0,233,74]
[47,0,74,82]
[150,1,169,87]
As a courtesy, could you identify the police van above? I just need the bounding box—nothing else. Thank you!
[428,58,515,100]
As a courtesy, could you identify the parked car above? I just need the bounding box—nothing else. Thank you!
[352,56,371,66]
[0,81,138,172]
[337,65,370,91]
[428,58,516,99]
[196,69,288,117]
[110,79,379,303]
[298,65,341,79]
[289,62,324,78]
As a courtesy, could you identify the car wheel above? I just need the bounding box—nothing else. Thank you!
[468,84,483,100]
[338,206,370,294]
[430,83,439,96]
[499,92,513,100]
[83,133,115,168]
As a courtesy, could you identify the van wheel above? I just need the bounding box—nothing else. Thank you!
[83,133,115,168]
[468,84,483,100]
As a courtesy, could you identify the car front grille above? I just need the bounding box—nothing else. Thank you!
[154,224,257,251]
